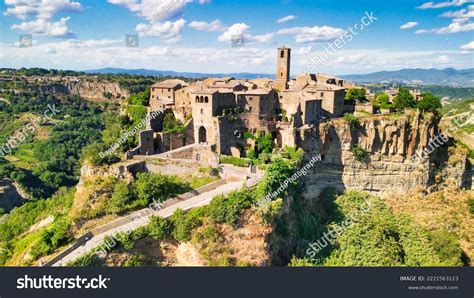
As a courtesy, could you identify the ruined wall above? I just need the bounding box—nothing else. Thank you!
[301,112,456,198]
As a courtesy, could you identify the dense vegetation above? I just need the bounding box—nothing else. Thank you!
[0,91,103,198]
[288,191,465,266]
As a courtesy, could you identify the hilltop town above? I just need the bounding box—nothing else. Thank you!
[127,47,432,162]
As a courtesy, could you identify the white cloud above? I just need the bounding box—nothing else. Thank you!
[441,4,474,18]
[4,0,83,38]
[277,15,296,24]
[216,23,273,43]
[4,0,83,20]
[400,21,419,29]
[278,25,345,43]
[436,54,450,63]
[297,46,312,55]
[108,0,210,22]
[252,33,274,43]
[136,19,186,43]
[218,23,251,42]
[189,19,225,31]
[460,40,474,49]
[417,0,474,9]
[11,17,75,38]
[415,19,474,34]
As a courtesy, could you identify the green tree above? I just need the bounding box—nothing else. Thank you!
[372,93,392,109]
[162,113,184,133]
[127,87,150,106]
[108,181,136,214]
[135,173,190,205]
[417,93,442,113]
[393,88,416,111]
[345,88,367,104]
[147,216,171,240]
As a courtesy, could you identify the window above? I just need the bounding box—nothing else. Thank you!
[204,96,209,103]
[280,50,284,58]
[320,92,324,97]
[200,109,204,114]
[249,107,252,112]
[195,96,199,103]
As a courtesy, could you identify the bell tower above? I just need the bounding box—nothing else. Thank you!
[275,46,291,90]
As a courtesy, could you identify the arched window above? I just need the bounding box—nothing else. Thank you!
[204,96,209,103]
[280,50,285,58]
[195,96,199,103]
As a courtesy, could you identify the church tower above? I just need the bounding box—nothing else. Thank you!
[275,46,291,90]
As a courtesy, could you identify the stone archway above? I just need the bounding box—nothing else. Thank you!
[198,126,207,144]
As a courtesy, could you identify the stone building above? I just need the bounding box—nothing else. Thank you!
[131,46,349,158]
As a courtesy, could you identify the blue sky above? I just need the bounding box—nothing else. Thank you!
[0,0,473,75]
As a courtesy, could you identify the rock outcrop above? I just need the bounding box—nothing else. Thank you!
[35,80,129,102]
[301,112,471,197]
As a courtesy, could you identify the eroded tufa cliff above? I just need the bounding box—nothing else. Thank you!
[301,112,470,197]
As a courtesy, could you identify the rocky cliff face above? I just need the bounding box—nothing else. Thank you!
[300,112,471,198]
[34,80,129,102]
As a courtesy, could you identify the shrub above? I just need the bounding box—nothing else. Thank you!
[351,145,368,163]
[147,216,171,240]
[67,251,99,267]
[30,217,72,259]
[162,113,184,133]
[207,189,254,225]
[170,208,203,242]
[343,113,361,129]
[219,155,251,167]
[135,173,190,205]
[428,230,463,266]
[107,181,136,214]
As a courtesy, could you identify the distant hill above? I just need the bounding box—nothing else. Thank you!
[84,68,275,79]
[85,67,474,86]
[339,68,474,87]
